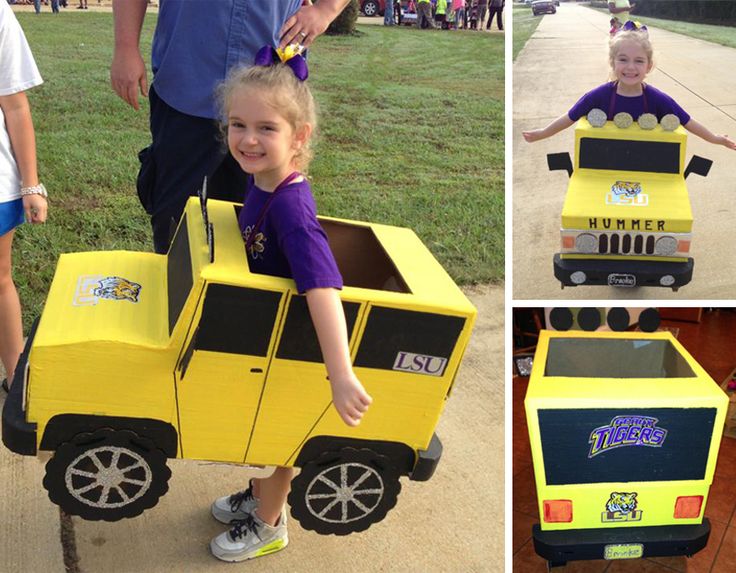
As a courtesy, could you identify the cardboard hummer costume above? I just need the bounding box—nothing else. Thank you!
[2,193,476,535]
[548,117,712,290]
[525,329,728,567]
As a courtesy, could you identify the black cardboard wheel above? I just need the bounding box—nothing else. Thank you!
[288,448,401,535]
[43,428,171,521]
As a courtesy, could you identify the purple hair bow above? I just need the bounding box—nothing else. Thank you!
[254,45,309,81]
[622,20,648,33]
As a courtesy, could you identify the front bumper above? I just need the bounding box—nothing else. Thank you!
[2,319,38,456]
[553,254,693,289]
[533,520,711,565]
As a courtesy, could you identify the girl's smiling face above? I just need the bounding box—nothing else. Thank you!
[227,87,309,190]
[612,39,653,92]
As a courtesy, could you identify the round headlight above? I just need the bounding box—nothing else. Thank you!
[655,236,678,256]
[575,233,597,254]
[570,271,587,285]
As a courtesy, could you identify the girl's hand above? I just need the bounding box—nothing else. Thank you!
[718,135,736,150]
[330,372,373,427]
[23,194,47,224]
[523,130,543,143]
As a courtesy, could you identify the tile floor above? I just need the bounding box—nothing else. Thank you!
[513,309,736,572]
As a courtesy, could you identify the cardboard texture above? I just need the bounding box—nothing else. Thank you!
[553,120,707,290]
[2,197,476,535]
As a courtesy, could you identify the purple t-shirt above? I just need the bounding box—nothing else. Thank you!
[568,82,691,125]
[238,177,343,294]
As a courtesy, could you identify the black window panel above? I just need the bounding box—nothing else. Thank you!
[167,215,193,334]
[538,408,715,485]
[276,297,360,363]
[195,284,282,356]
[354,307,465,371]
[579,138,680,174]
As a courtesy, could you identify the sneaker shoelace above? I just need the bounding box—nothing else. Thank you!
[228,483,255,513]
[229,513,262,542]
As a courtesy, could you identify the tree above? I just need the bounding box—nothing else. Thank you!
[326,0,360,35]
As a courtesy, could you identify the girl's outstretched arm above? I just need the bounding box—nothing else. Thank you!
[684,119,736,151]
[523,114,575,143]
[306,287,373,427]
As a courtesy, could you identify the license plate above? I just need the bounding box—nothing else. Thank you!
[604,543,643,560]
[608,273,636,287]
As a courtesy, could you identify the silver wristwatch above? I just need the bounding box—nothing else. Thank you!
[20,183,48,198]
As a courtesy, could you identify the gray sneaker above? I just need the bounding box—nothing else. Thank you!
[211,481,259,524]
[210,511,288,562]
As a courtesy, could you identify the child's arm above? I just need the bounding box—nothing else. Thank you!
[0,92,47,224]
[305,287,373,427]
[523,114,575,143]
[684,119,736,151]
[111,0,149,110]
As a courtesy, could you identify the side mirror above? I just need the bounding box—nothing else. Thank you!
[684,155,712,179]
[547,152,573,177]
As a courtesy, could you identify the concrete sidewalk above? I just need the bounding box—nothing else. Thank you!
[513,3,736,299]
[1,286,503,573]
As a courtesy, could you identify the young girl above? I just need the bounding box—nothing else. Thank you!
[1,2,48,393]
[207,53,372,562]
[523,29,736,150]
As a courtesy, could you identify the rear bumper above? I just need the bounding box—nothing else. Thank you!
[532,520,710,564]
[410,433,442,482]
[1,319,38,456]
[553,254,693,289]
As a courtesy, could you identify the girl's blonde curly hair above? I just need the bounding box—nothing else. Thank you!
[218,62,318,172]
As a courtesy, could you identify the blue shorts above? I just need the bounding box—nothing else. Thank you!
[0,198,24,237]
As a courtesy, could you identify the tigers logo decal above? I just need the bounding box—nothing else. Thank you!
[73,275,142,306]
[602,492,642,523]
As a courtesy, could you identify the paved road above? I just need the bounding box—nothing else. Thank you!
[0,286,503,573]
[513,3,736,299]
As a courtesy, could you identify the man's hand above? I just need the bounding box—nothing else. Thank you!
[279,0,349,49]
[110,47,148,110]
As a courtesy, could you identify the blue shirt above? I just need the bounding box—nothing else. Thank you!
[152,0,302,119]
[238,177,343,294]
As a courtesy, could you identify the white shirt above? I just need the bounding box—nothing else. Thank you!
[0,2,43,203]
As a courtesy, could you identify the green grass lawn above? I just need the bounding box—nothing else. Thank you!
[13,13,503,329]
[513,2,544,59]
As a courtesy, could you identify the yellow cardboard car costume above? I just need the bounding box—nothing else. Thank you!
[2,193,476,535]
[548,118,712,290]
[525,329,727,566]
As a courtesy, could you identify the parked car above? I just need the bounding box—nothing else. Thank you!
[525,329,727,567]
[361,0,386,17]
[548,118,711,290]
[532,0,557,15]
[2,194,476,535]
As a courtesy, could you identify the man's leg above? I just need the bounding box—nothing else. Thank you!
[142,86,249,254]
